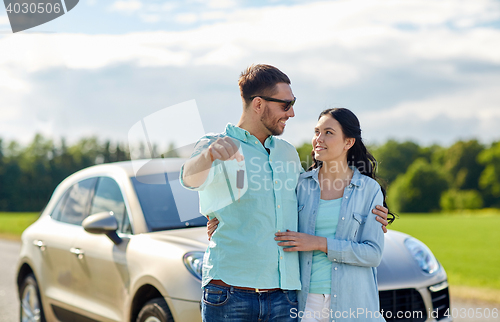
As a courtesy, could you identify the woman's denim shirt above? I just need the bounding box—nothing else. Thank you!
[295,166,385,322]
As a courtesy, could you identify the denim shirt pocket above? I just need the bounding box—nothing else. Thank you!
[349,213,366,241]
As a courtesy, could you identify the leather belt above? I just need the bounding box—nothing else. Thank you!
[209,279,281,293]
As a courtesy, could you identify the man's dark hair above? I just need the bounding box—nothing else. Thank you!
[238,64,291,107]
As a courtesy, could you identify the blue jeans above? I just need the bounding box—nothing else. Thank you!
[201,284,298,322]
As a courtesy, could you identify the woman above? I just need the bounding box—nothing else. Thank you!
[274,108,393,322]
[208,108,394,321]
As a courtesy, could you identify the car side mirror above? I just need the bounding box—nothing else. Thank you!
[82,211,122,245]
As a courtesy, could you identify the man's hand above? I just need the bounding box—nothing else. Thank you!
[373,205,389,233]
[183,137,244,188]
[207,217,219,241]
[207,137,244,162]
[274,230,327,253]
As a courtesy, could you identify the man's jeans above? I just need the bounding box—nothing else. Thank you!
[201,284,298,322]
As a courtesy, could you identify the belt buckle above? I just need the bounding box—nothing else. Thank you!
[255,288,268,293]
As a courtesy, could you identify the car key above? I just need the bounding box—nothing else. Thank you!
[237,169,244,202]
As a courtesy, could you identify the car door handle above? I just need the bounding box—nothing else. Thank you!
[33,240,46,251]
[70,248,85,259]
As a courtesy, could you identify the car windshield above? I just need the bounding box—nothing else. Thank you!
[130,172,208,231]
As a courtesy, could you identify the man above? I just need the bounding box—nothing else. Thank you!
[181,64,388,322]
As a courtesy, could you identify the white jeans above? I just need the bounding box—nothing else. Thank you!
[301,293,331,322]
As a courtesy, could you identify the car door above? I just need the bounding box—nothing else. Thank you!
[34,178,97,316]
[69,176,133,322]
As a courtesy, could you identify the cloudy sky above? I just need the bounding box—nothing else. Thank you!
[1,0,500,153]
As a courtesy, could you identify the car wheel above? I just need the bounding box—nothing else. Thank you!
[136,298,173,322]
[19,273,45,322]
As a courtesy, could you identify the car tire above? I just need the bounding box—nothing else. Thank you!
[19,273,46,322]
[136,298,173,322]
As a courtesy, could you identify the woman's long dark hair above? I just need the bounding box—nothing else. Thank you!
[308,108,397,224]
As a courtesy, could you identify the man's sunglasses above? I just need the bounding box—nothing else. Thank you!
[250,96,297,112]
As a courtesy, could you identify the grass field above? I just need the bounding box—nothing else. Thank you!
[0,212,39,240]
[1,209,500,301]
[388,209,500,302]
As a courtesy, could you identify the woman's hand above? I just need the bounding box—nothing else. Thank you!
[206,216,219,241]
[372,205,388,233]
[274,230,327,252]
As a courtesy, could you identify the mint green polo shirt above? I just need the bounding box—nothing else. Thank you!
[180,123,302,290]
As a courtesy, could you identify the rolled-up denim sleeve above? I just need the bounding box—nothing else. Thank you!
[326,187,384,267]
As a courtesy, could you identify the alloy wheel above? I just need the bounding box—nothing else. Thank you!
[21,283,41,322]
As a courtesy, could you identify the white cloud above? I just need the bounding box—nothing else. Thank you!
[140,14,161,23]
[364,85,500,122]
[1,0,500,145]
[109,0,143,13]
[292,60,360,88]
[200,11,227,21]
[207,0,238,9]
[0,15,9,26]
[359,85,500,144]
[404,29,500,64]
[194,44,246,66]
[0,69,30,92]
[174,13,198,24]
[141,2,177,13]
[0,33,192,71]
[1,1,500,72]
[0,100,22,122]
[161,3,177,12]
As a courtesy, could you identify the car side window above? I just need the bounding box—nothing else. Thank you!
[90,177,132,234]
[51,190,70,221]
[55,178,97,225]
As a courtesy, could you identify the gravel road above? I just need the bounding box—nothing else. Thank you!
[0,239,20,322]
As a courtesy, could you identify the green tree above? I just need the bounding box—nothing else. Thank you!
[478,141,500,207]
[387,158,448,212]
[50,138,79,191]
[17,134,56,211]
[0,138,5,210]
[0,134,133,212]
[371,140,422,184]
[68,137,101,167]
[440,189,484,210]
[1,140,24,211]
[164,142,180,158]
[115,143,129,161]
[296,142,313,171]
[420,144,444,163]
[436,140,485,190]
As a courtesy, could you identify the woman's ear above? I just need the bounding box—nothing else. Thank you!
[345,138,356,150]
